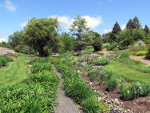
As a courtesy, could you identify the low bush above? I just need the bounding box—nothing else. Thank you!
[0,56,13,67]
[31,63,52,73]
[89,58,110,66]
[81,96,109,113]
[135,50,148,56]
[88,71,100,81]
[107,42,118,51]
[106,78,117,91]
[120,82,150,100]
[53,62,109,113]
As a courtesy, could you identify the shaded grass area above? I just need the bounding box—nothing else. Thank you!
[0,53,29,88]
[103,61,150,83]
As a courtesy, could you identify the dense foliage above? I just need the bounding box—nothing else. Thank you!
[0,58,59,113]
[0,56,13,67]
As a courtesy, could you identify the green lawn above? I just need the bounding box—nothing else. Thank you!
[0,53,29,88]
[103,60,150,83]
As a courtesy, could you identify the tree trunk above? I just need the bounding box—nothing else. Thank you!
[38,47,47,57]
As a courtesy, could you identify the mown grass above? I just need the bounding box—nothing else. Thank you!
[0,53,29,88]
[114,57,150,74]
[103,61,150,83]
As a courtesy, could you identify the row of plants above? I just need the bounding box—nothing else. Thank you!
[77,53,150,100]
[0,58,59,113]
[0,55,13,67]
[87,64,150,100]
[50,57,109,113]
[100,68,150,100]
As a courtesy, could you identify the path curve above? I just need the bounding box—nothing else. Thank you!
[130,55,150,66]
[53,65,82,113]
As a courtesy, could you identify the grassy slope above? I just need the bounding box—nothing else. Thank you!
[103,60,150,83]
[0,53,29,88]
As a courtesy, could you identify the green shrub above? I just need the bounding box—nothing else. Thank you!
[119,52,129,58]
[120,82,150,100]
[81,96,109,113]
[106,78,117,91]
[135,50,148,56]
[0,56,13,67]
[89,58,109,66]
[107,42,118,50]
[88,71,100,81]
[31,63,52,73]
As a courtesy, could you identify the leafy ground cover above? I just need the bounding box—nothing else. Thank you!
[0,58,59,113]
[0,54,29,88]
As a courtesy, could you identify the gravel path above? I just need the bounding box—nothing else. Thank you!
[53,66,82,113]
[0,47,14,55]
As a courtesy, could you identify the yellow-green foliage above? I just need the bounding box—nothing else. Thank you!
[135,50,148,56]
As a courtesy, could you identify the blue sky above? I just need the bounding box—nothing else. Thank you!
[0,0,150,42]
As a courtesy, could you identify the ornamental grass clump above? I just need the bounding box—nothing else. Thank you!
[88,71,100,81]
[106,78,117,91]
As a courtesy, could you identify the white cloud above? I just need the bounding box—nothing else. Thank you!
[49,15,103,30]
[20,21,28,27]
[49,15,74,29]
[0,38,7,42]
[82,16,103,29]
[0,0,17,12]
[104,29,112,33]
[121,24,126,30]
[0,32,7,42]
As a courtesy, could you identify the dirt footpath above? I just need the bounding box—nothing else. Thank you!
[129,55,150,66]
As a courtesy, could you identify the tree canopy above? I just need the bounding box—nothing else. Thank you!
[24,18,60,57]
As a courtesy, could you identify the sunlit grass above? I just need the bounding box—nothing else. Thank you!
[0,53,29,88]
[103,61,150,83]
